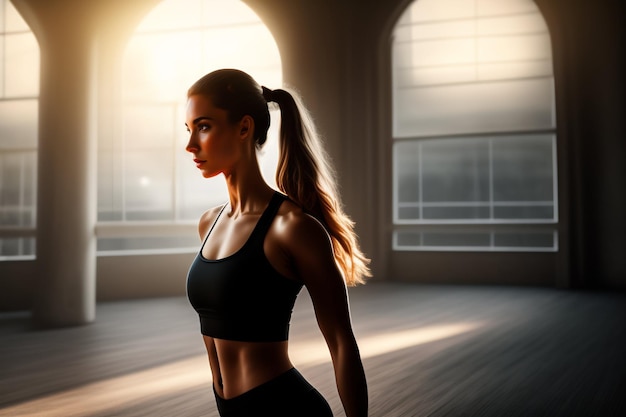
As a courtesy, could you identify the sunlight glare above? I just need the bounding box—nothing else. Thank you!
[290,322,484,367]
[118,0,283,218]
[0,356,212,417]
[0,322,483,417]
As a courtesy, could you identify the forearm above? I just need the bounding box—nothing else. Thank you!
[332,342,368,417]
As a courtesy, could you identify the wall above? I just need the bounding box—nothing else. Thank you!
[537,0,626,288]
[0,253,194,312]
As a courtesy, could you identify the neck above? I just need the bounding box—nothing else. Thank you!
[223,157,274,215]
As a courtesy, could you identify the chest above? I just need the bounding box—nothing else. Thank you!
[201,213,261,260]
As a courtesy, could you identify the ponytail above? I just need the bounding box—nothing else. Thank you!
[262,86,370,286]
[188,69,369,285]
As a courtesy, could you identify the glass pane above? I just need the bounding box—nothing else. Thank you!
[0,153,21,206]
[410,20,474,41]
[395,230,421,246]
[393,135,556,223]
[0,153,35,227]
[478,33,551,63]
[134,0,204,31]
[408,0,475,22]
[392,0,554,138]
[201,25,280,81]
[409,38,475,68]
[123,31,203,103]
[395,64,476,87]
[20,206,34,226]
[492,135,554,202]
[124,149,173,220]
[0,208,34,227]
[394,228,556,251]
[0,237,36,257]
[394,78,555,137]
[4,33,39,97]
[398,206,420,220]
[477,0,538,16]
[0,7,38,247]
[0,99,38,148]
[423,231,490,247]
[478,60,552,81]
[477,13,549,35]
[97,150,123,221]
[396,230,493,248]
[123,104,175,149]
[423,206,490,220]
[394,141,421,203]
[494,231,554,248]
[0,209,19,226]
[22,151,36,208]
[136,0,261,32]
[124,14,281,103]
[421,138,490,202]
[493,205,554,219]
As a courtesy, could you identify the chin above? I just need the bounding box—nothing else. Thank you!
[201,170,220,179]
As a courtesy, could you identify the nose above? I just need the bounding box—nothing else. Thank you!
[186,132,198,153]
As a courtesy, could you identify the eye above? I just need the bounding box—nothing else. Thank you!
[198,124,211,132]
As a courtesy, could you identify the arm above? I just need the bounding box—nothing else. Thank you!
[280,212,368,417]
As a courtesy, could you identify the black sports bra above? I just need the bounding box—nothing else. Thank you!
[186,192,303,342]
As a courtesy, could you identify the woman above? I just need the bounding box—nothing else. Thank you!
[185,69,369,417]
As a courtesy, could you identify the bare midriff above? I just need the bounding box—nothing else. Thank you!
[203,335,294,399]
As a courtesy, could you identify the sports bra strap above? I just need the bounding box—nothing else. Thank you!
[247,192,286,246]
[200,202,228,250]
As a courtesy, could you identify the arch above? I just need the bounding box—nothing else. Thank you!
[96,0,282,253]
[390,0,557,253]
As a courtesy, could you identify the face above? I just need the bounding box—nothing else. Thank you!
[185,94,243,178]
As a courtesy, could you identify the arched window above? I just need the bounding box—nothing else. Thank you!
[392,0,557,252]
[97,0,281,253]
[0,0,39,260]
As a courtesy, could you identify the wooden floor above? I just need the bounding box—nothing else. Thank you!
[1,282,625,417]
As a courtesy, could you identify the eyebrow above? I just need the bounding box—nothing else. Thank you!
[185,116,213,127]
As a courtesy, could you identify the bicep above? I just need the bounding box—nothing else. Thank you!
[286,216,355,345]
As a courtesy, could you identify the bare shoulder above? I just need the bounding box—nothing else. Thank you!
[271,199,334,261]
[274,200,330,242]
[271,198,347,302]
[197,204,226,240]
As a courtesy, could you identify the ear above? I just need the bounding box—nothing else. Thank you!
[239,116,255,141]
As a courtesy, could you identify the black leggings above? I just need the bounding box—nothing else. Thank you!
[213,368,333,417]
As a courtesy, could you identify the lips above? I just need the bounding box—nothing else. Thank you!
[193,158,206,167]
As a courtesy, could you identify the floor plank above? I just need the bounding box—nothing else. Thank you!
[1,282,625,416]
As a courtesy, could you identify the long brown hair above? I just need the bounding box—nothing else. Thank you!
[188,69,370,286]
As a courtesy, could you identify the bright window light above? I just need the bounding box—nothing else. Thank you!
[97,0,282,253]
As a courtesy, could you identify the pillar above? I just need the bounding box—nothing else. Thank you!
[12,0,164,327]
[12,0,98,327]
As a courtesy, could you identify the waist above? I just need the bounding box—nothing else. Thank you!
[207,336,293,399]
